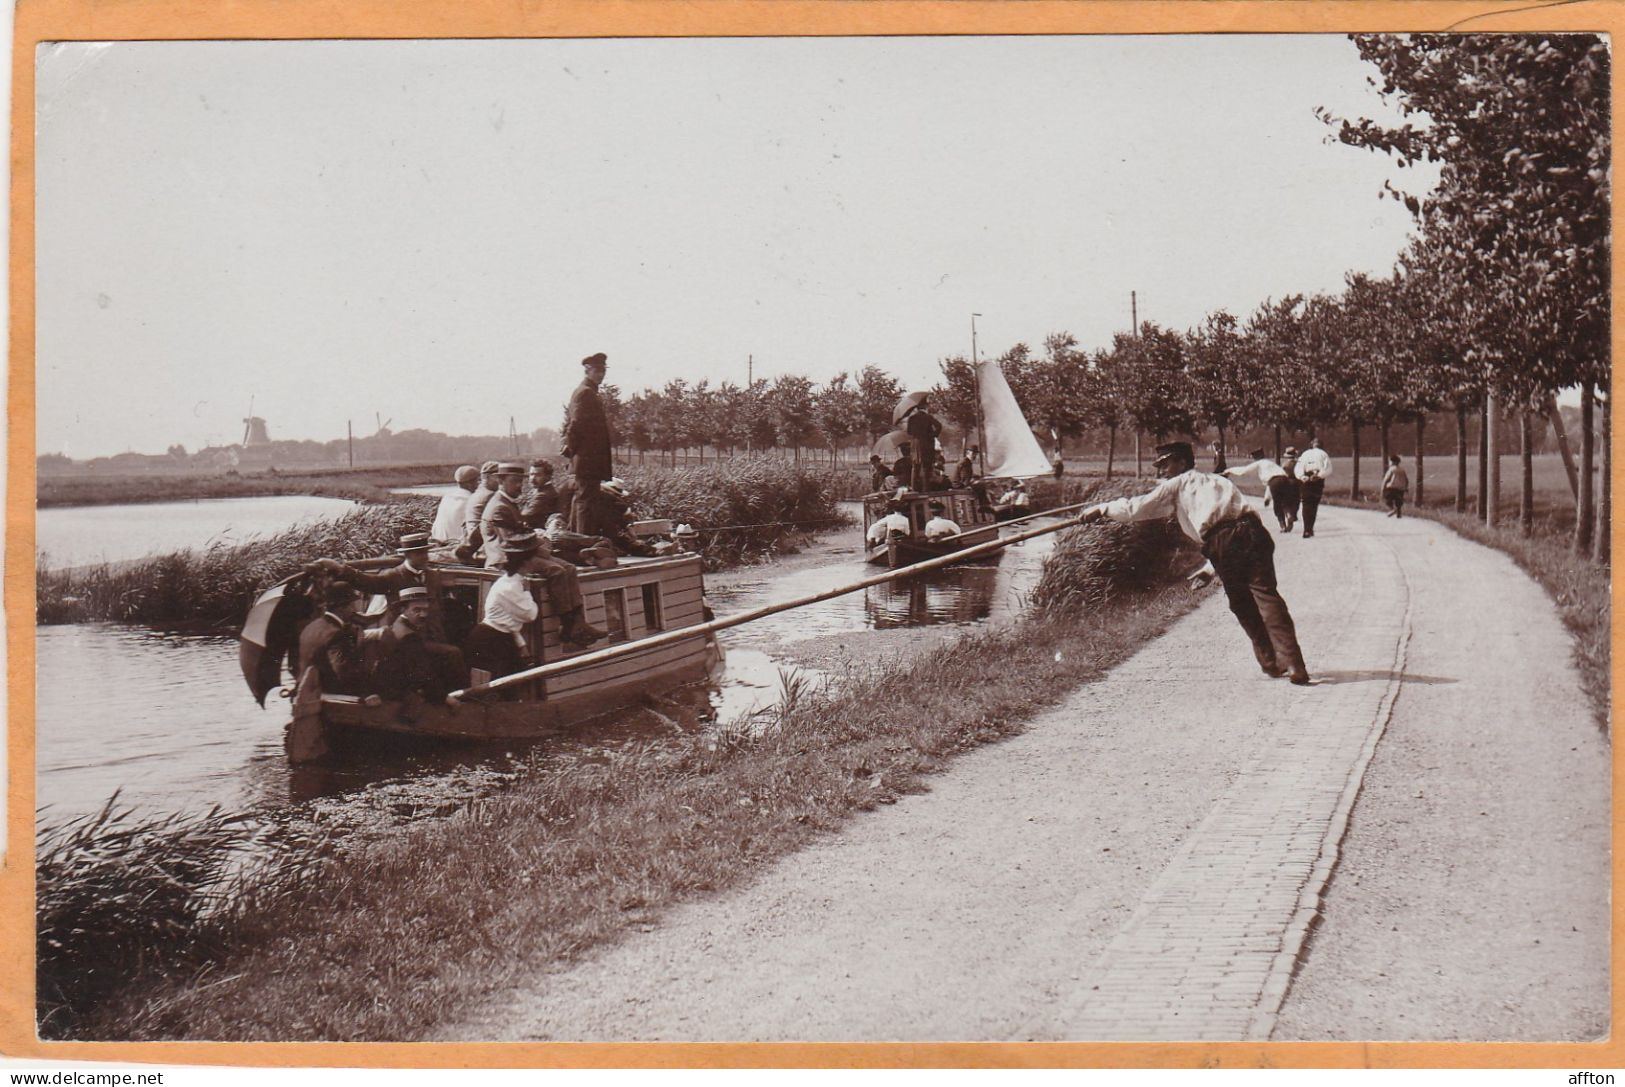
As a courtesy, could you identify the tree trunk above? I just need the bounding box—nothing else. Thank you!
[1486,392,1501,528]
[1577,380,1595,555]
[1135,431,1142,478]
[1520,408,1534,537]
[1274,424,1283,462]
[1545,394,1579,499]
[1414,415,1426,507]
[1455,402,1468,513]
[1378,414,1392,471]
[1350,421,1362,499]
[1594,385,1610,565]
[1105,424,1117,481]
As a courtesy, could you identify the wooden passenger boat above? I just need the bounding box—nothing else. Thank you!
[244,549,716,751]
[862,488,1001,569]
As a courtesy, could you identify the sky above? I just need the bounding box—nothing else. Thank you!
[34,34,1434,459]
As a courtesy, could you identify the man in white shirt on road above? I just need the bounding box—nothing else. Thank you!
[1082,441,1310,685]
[1224,448,1295,533]
[1294,437,1333,539]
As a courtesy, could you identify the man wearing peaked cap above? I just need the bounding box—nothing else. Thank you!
[562,352,614,536]
[454,461,505,560]
[1082,440,1311,685]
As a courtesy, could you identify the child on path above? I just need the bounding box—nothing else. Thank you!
[1382,454,1409,518]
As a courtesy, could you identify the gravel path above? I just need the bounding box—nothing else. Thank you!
[442,501,1608,1042]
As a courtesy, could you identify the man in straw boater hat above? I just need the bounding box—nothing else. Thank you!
[479,462,530,567]
[310,531,433,598]
[562,351,614,537]
[1081,440,1311,686]
[367,585,469,712]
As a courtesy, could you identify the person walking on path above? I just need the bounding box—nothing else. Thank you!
[1083,441,1310,684]
[1224,448,1295,533]
[1295,437,1332,538]
[1382,454,1410,518]
[1277,446,1303,532]
[562,352,614,537]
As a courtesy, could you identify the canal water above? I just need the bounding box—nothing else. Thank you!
[35,513,1061,832]
[37,494,359,569]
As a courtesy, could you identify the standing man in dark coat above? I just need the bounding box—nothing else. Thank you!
[562,352,614,536]
[902,398,942,489]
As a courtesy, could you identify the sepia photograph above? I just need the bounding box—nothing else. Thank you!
[16,6,1614,1064]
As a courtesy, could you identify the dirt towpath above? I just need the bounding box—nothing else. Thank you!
[444,500,1608,1042]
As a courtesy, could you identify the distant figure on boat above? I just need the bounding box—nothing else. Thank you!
[366,585,469,709]
[432,465,480,543]
[923,500,961,541]
[902,397,942,486]
[480,462,530,568]
[868,454,890,493]
[892,443,914,491]
[562,352,615,537]
[1210,441,1228,475]
[926,450,952,491]
[310,532,431,599]
[866,499,911,545]
[457,461,502,561]
[955,448,978,487]
[297,582,370,697]
[998,480,1030,511]
[1052,452,1065,480]
[522,459,562,530]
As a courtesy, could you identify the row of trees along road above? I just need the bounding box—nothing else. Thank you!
[592,35,1607,562]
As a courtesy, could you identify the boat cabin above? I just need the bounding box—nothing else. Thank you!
[861,487,1001,568]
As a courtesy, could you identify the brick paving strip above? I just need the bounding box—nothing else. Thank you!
[1057,535,1413,1041]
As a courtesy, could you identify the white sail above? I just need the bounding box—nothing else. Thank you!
[976,358,1052,478]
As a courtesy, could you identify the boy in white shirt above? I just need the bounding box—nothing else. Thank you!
[923,500,961,541]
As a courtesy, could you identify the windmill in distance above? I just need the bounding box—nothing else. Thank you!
[241,396,270,447]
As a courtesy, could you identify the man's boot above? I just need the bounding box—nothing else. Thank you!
[562,608,606,647]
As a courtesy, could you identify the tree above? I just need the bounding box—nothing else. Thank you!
[1183,311,1254,458]
[770,375,818,460]
[855,365,905,443]
[1115,321,1193,442]
[815,372,864,464]
[1325,33,1609,547]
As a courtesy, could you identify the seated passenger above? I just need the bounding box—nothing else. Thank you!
[510,529,606,648]
[432,465,480,544]
[309,532,431,598]
[891,444,915,491]
[464,534,541,686]
[866,500,911,546]
[453,461,502,563]
[297,582,370,696]
[480,462,529,568]
[868,454,890,493]
[954,448,978,487]
[366,585,469,708]
[543,514,619,568]
[598,479,657,557]
[999,481,1031,509]
[521,459,562,530]
[923,500,961,541]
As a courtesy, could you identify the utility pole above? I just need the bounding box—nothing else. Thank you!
[510,416,519,457]
[971,313,987,475]
[748,354,753,388]
[1132,291,1142,478]
[347,420,353,468]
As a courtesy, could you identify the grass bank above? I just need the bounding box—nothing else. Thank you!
[35,465,460,508]
[43,485,1204,1041]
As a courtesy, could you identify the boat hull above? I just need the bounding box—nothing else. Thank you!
[866,523,1001,568]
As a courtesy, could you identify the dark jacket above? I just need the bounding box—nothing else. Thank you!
[891,455,914,489]
[330,557,425,596]
[297,613,365,695]
[905,409,942,452]
[954,457,975,487]
[563,381,614,481]
[522,483,561,529]
[481,489,528,566]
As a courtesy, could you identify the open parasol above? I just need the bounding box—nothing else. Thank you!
[239,577,316,707]
[892,391,928,426]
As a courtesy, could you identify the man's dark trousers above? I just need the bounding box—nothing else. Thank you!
[572,477,603,536]
[1299,478,1325,536]
[1202,514,1308,679]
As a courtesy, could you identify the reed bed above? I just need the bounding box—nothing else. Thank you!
[602,457,851,568]
[36,499,438,628]
[44,486,1202,1041]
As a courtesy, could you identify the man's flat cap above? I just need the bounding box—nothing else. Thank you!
[583,352,608,367]
[1152,441,1195,466]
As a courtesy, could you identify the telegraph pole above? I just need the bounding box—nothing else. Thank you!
[1132,291,1142,477]
[971,313,987,475]
[347,420,354,468]
[748,354,753,387]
